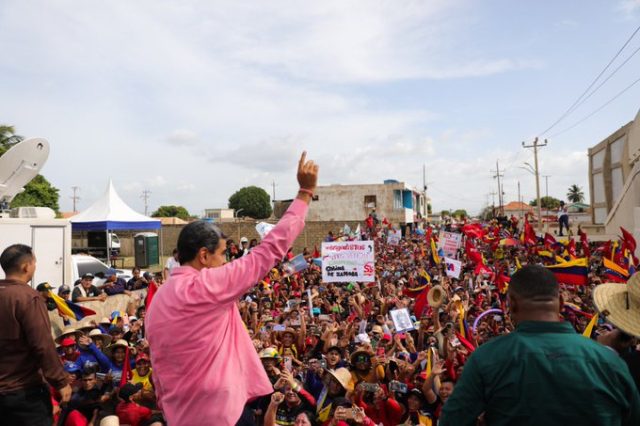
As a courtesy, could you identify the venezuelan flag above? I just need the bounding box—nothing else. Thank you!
[418,269,431,286]
[603,258,629,283]
[48,291,96,321]
[430,238,440,265]
[545,258,589,285]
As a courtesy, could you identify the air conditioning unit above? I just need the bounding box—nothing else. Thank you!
[10,207,56,219]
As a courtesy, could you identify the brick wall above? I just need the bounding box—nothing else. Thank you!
[73,220,366,258]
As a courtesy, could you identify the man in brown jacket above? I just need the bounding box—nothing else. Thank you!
[0,244,71,425]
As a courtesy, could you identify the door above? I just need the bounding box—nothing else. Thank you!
[32,226,65,289]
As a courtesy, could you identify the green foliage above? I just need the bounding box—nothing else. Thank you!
[427,203,432,214]
[529,196,561,210]
[228,186,272,219]
[452,209,468,219]
[440,210,450,216]
[10,175,60,211]
[567,184,584,203]
[151,205,191,220]
[0,125,23,155]
[479,206,495,220]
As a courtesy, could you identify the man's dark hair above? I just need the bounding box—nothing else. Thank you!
[509,264,558,300]
[177,221,224,264]
[132,266,141,273]
[0,244,34,274]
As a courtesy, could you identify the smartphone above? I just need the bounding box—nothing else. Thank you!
[388,380,408,394]
[320,359,327,369]
[360,382,380,393]
[96,373,106,380]
[284,356,293,372]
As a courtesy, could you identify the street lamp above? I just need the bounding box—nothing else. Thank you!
[234,208,244,220]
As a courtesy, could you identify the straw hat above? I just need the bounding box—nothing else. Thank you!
[88,328,112,346]
[326,367,354,392]
[99,416,120,426]
[281,327,297,338]
[55,326,80,345]
[593,272,640,338]
[350,348,373,365]
[427,285,445,308]
[105,339,130,357]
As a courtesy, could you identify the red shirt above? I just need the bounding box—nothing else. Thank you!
[116,401,152,426]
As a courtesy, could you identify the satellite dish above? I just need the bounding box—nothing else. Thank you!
[0,138,50,203]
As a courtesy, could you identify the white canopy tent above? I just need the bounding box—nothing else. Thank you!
[70,180,161,264]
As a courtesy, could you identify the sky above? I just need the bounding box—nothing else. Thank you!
[1,0,640,217]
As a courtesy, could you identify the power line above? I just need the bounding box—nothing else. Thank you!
[550,75,640,137]
[566,43,640,114]
[539,23,640,136]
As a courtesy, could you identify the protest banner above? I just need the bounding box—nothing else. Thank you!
[390,308,415,333]
[444,257,462,279]
[439,231,462,258]
[387,229,401,245]
[321,241,375,283]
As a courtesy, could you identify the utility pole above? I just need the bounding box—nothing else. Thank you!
[141,189,151,216]
[517,181,522,218]
[423,163,428,217]
[491,161,505,216]
[271,180,277,203]
[522,137,548,230]
[70,186,80,212]
[543,175,551,199]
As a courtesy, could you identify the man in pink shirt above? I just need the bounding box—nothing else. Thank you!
[146,152,319,425]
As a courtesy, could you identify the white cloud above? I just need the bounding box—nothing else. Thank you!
[166,130,198,147]
[619,0,640,17]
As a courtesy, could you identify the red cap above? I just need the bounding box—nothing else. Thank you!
[136,353,150,363]
[382,333,392,341]
[60,338,76,347]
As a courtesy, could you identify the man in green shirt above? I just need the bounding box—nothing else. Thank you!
[440,265,640,426]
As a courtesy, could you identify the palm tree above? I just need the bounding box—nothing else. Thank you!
[0,125,23,156]
[567,184,584,203]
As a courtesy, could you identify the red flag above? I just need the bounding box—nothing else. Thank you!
[145,280,158,308]
[578,227,590,257]
[465,239,483,265]
[544,233,557,249]
[523,216,537,246]
[413,289,429,318]
[567,239,577,259]
[119,346,132,387]
[620,227,637,254]
[455,332,476,353]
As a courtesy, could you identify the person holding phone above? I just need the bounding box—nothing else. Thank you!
[146,152,319,426]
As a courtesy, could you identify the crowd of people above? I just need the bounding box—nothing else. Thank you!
[1,152,639,426]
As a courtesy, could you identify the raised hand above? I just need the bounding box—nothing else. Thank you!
[297,151,319,193]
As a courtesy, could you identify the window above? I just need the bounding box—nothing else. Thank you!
[612,167,624,202]
[594,207,608,224]
[77,259,110,277]
[393,190,403,209]
[593,172,605,204]
[592,149,605,170]
[364,195,376,208]
[610,137,624,165]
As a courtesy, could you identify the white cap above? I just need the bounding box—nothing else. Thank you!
[240,237,248,243]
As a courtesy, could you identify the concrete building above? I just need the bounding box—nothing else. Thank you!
[203,208,235,223]
[588,108,640,243]
[304,180,428,226]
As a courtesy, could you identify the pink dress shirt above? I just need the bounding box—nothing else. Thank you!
[146,199,308,425]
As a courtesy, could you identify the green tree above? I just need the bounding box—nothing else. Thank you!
[0,125,23,155]
[427,203,432,214]
[1,125,60,211]
[452,209,468,219]
[440,210,450,217]
[152,205,191,220]
[228,186,272,219]
[10,175,60,211]
[567,184,584,203]
[529,196,561,210]
[479,205,495,220]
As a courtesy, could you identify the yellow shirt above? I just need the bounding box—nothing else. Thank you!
[131,368,153,391]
